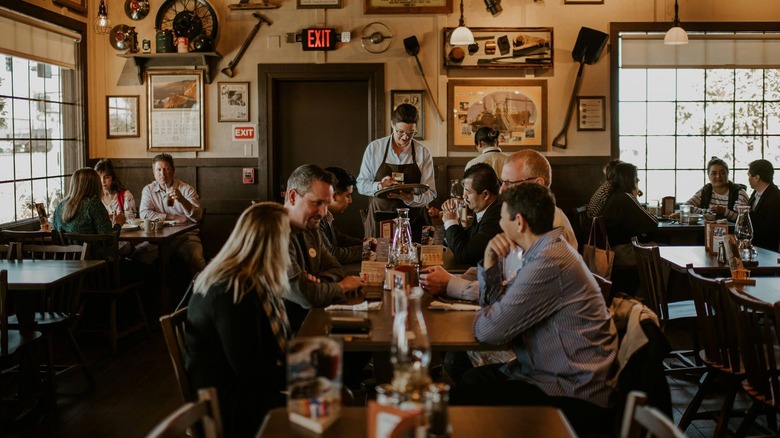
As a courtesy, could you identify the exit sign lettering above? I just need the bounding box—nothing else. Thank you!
[231,124,256,142]
[302,28,336,51]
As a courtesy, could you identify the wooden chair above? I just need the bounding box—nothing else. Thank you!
[145,387,223,438]
[620,391,686,438]
[159,307,192,403]
[60,232,150,355]
[631,238,702,375]
[678,268,745,436]
[0,269,46,424]
[573,204,589,253]
[1,230,56,259]
[726,285,780,436]
[10,243,92,382]
[0,244,11,260]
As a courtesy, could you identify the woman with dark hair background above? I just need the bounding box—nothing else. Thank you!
[465,127,507,177]
[95,158,137,222]
[586,159,622,218]
[683,156,748,222]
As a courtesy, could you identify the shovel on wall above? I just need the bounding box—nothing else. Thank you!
[403,35,445,122]
[552,27,608,149]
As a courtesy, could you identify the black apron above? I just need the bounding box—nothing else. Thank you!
[364,137,431,241]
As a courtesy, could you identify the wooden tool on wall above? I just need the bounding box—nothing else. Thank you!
[403,35,445,122]
[552,27,608,149]
[228,0,280,10]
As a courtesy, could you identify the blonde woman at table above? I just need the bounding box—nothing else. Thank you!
[52,168,125,235]
[185,202,291,438]
[683,156,748,222]
[94,158,137,222]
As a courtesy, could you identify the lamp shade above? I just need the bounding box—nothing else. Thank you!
[664,26,688,45]
[450,26,475,46]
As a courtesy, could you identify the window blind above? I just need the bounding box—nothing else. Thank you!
[0,8,81,70]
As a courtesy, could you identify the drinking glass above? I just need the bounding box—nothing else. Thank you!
[679,205,691,223]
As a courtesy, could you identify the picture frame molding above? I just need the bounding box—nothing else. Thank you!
[218,82,250,122]
[443,27,553,70]
[298,0,342,9]
[390,89,425,140]
[564,0,604,4]
[447,79,548,152]
[576,96,606,131]
[146,70,205,152]
[106,95,140,138]
[364,0,451,14]
[53,0,87,14]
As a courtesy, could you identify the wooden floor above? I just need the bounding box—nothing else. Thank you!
[4,322,778,437]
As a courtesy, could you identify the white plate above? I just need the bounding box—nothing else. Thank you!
[122,224,140,231]
[164,220,178,226]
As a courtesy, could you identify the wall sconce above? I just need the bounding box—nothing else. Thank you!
[484,0,502,17]
[94,0,111,35]
[664,0,688,45]
[450,0,475,46]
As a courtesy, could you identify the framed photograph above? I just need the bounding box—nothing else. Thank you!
[106,95,140,138]
[564,0,603,3]
[443,27,553,70]
[146,70,205,152]
[365,0,451,14]
[298,0,342,8]
[53,0,87,14]
[577,96,606,131]
[447,80,548,152]
[390,90,424,140]
[218,82,250,122]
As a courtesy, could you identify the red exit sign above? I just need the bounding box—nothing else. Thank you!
[302,28,336,51]
[232,124,256,141]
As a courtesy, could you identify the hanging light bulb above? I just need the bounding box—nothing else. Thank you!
[94,0,111,35]
[450,0,475,46]
[664,0,688,45]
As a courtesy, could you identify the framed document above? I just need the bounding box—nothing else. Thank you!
[448,80,547,152]
[298,0,342,8]
[390,90,424,139]
[146,70,205,151]
[577,96,605,131]
[365,0,451,14]
[218,82,250,122]
[106,95,140,138]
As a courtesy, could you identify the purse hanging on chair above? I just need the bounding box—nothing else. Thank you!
[582,217,615,279]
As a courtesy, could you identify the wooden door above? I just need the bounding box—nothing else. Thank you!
[259,64,385,238]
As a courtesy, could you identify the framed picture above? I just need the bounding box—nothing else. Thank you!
[390,90,424,140]
[577,96,606,131]
[564,0,603,3]
[106,95,140,138]
[447,80,548,152]
[443,27,553,70]
[53,0,87,14]
[298,0,341,8]
[365,0,451,14]
[218,82,250,122]
[146,70,205,152]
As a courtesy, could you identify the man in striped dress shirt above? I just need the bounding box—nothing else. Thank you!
[452,183,618,425]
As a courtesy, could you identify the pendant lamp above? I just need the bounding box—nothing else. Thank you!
[450,0,475,46]
[664,0,688,45]
[94,0,111,35]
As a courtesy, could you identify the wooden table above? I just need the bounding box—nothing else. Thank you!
[658,245,780,275]
[343,248,472,277]
[734,277,780,304]
[296,290,487,353]
[119,222,200,312]
[258,406,576,438]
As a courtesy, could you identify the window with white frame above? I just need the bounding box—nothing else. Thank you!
[615,27,780,205]
[0,9,84,225]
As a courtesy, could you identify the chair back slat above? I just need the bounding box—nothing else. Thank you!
[1,270,8,355]
[631,238,668,321]
[160,307,192,403]
[620,390,686,438]
[1,230,55,246]
[728,285,780,408]
[686,267,741,372]
[145,387,223,438]
[60,233,121,289]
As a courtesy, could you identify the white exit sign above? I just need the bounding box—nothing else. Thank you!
[232,124,256,142]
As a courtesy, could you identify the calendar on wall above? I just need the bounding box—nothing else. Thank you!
[146,70,205,151]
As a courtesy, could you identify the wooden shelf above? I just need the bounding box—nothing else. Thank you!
[118,52,222,84]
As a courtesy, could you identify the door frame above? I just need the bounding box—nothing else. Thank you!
[257,63,385,201]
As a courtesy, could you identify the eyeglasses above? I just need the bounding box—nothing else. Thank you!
[500,176,538,187]
[393,125,417,138]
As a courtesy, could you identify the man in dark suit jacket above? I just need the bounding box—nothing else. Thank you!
[747,159,780,251]
[320,166,363,265]
[441,163,502,265]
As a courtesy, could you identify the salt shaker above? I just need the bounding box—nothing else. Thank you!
[717,241,727,264]
[426,383,451,438]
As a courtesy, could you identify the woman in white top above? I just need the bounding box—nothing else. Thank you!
[94,158,137,222]
[684,156,748,222]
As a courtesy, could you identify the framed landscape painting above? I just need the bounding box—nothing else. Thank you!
[146,70,205,151]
